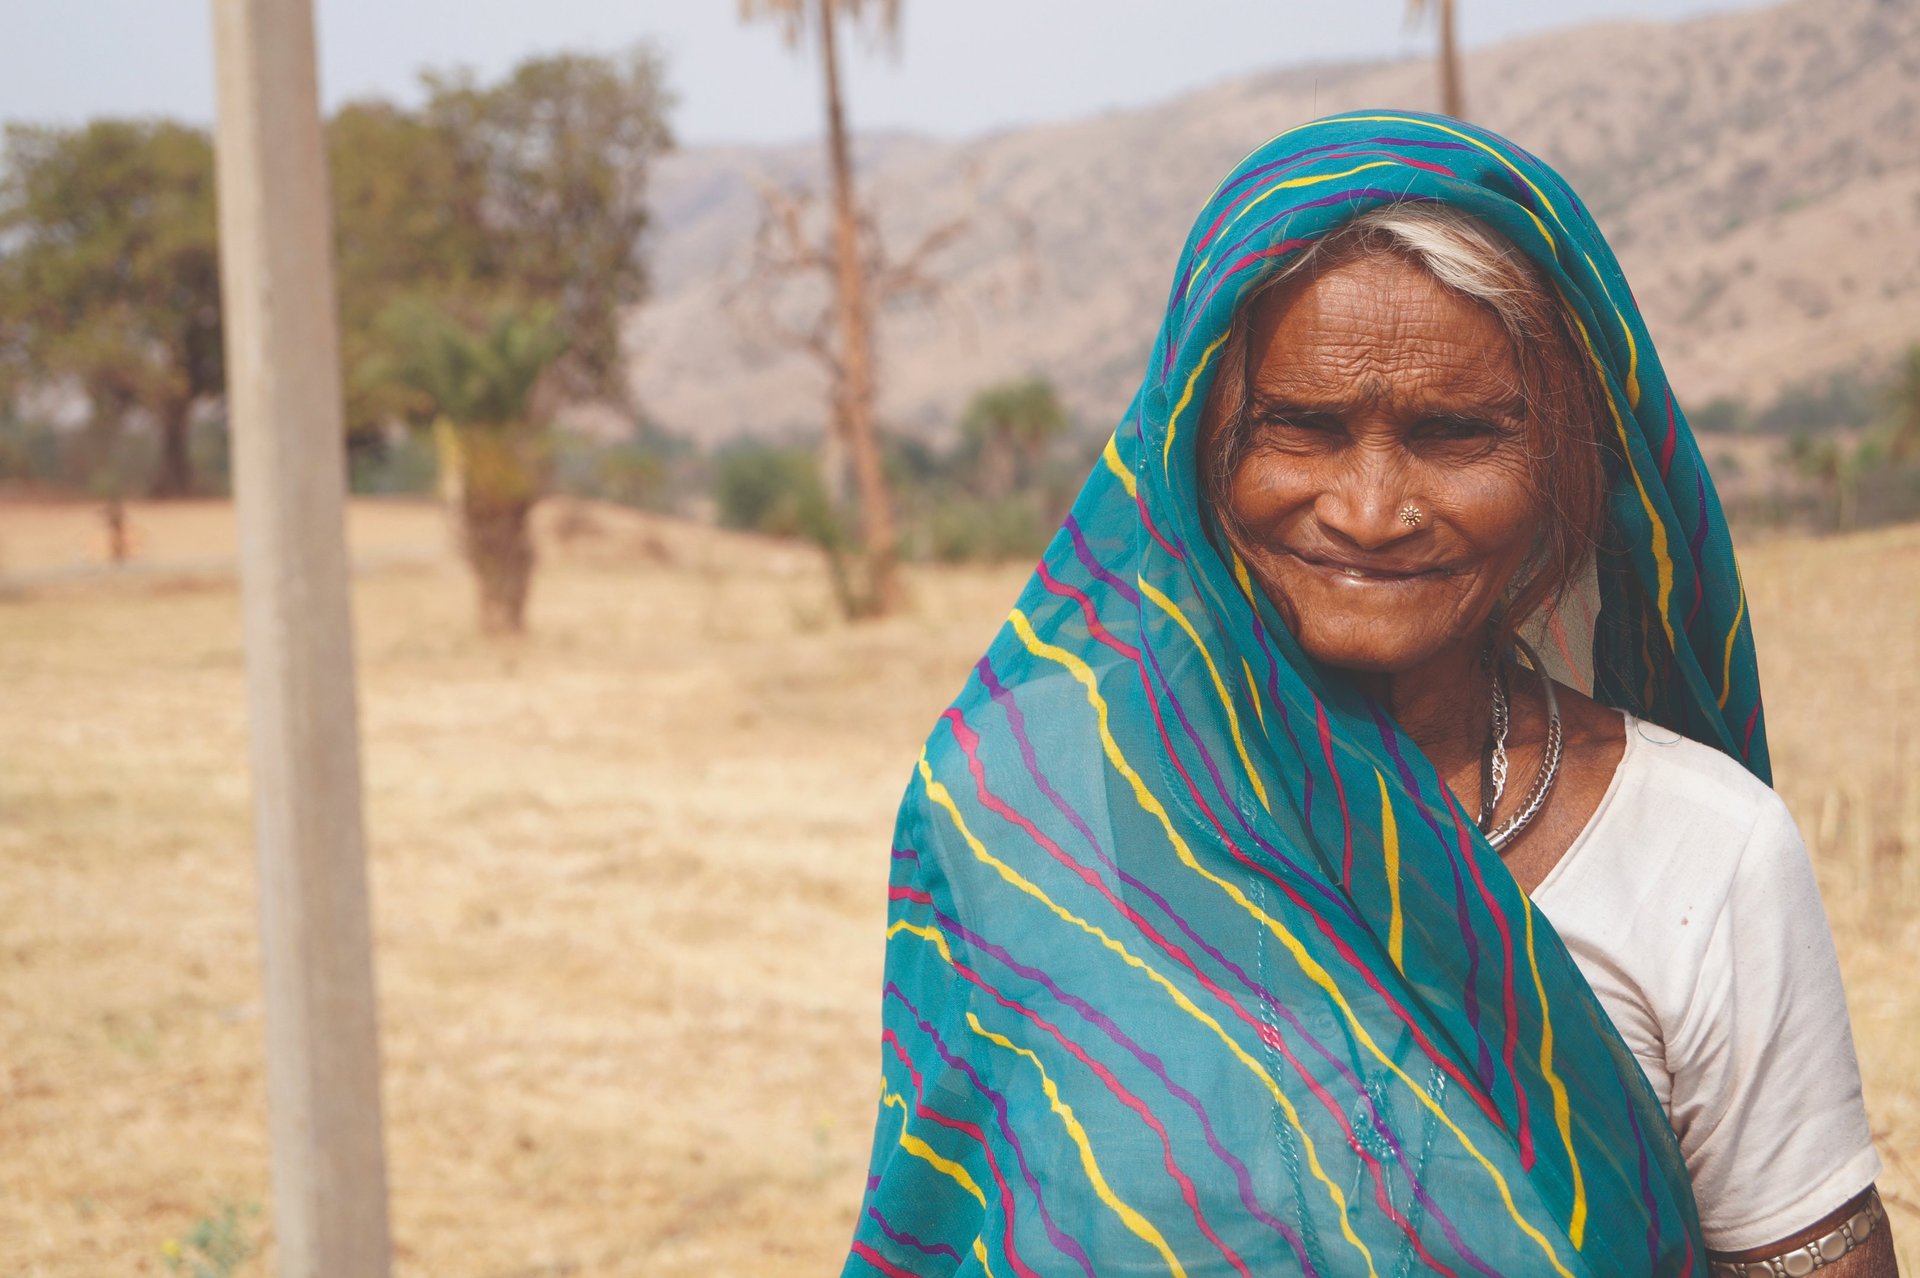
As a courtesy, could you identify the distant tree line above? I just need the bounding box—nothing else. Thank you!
[711,374,1085,597]
[1695,349,1920,532]
[0,47,671,632]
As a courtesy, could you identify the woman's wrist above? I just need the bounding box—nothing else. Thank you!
[1708,1186,1887,1276]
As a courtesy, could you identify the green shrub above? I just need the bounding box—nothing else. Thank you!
[160,1202,258,1278]
[712,443,846,548]
[923,496,1055,564]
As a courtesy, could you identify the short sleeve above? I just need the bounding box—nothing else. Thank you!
[1663,789,1881,1252]
[839,804,991,1278]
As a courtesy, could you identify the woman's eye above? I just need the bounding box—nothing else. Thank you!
[1420,415,1502,441]
[1258,412,1339,435]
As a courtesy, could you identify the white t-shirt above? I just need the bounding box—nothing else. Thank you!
[1529,713,1881,1252]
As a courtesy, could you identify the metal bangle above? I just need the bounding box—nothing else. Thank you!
[1707,1187,1886,1278]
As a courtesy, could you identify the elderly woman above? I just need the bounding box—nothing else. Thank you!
[840,113,1894,1277]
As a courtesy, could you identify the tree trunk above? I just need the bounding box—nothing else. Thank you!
[152,395,196,498]
[103,497,131,564]
[981,431,1015,501]
[457,427,547,635]
[1438,0,1466,120]
[464,493,537,635]
[817,0,901,616]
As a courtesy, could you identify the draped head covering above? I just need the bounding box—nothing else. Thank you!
[844,110,1764,1278]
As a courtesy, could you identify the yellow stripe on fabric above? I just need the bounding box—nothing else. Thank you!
[913,740,1380,1278]
[890,917,959,965]
[1137,575,1271,814]
[1375,771,1404,974]
[967,1013,1189,1278]
[1162,330,1232,470]
[1223,158,1404,236]
[974,1236,996,1278]
[881,1090,989,1209]
[1241,657,1267,733]
[1008,608,1576,1278]
[1313,112,1646,415]
[1188,159,1410,287]
[1230,556,1273,736]
[1718,581,1748,711]
[1582,249,1641,409]
[1244,113,1648,421]
[1103,433,1139,499]
[1520,899,1587,1247]
[1230,549,1258,603]
[1285,115,1556,247]
[1568,307,1677,655]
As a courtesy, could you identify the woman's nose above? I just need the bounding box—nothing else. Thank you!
[1314,448,1422,551]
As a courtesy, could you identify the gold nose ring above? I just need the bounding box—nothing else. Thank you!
[1398,504,1423,528]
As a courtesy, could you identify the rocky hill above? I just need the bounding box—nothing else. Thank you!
[629,0,1920,445]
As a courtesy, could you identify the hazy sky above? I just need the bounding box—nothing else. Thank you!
[6,0,1774,147]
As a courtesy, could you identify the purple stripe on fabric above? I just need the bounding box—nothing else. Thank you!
[890,872,1319,1274]
[1438,786,1534,1169]
[1047,541,1355,925]
[1065,515,1140,605]
[1619,1067,1663,1270]
[1170,188,1442,366]
[1053,520,1510,1133]
[1658,390,1680,481]
[886,983,1100,1278]
[1189,136,1478,261]
[868,1208,963,1264]
[976,658,1497,1277]
[1170,135,1472,318]
[896,829,1256,1277]
[1133,605,1359,925]
[879,1028,1038,1278]
[1216,575,1322,834]
[1687,468,1710,633]
[1368,702,1500,1098]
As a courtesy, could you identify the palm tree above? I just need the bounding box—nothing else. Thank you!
[961,376,1069,501]
[367,295,566,634]
[1406,0,1465,120]
[740,0,904,616]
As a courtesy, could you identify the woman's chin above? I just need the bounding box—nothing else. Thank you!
[1297,636,1452,676]
[1267,582,1480,674]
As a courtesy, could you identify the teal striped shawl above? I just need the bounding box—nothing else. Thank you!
[843,110,1764,1278]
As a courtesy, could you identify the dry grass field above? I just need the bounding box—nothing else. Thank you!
[2,496,1916,1276]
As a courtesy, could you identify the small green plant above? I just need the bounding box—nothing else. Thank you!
[161,1202,259,1278]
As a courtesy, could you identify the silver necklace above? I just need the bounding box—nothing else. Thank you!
[1478,636,1563,852]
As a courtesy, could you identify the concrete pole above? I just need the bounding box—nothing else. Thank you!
[208,2,392,1275]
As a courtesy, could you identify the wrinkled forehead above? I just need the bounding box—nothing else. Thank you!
[1238,252,1525,405]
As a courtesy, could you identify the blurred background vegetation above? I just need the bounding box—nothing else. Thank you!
[0,37,1110,630]
[5,71,1919,611]
[4,28,1920,635]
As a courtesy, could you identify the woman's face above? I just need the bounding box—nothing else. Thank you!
[1207,251,1542,675]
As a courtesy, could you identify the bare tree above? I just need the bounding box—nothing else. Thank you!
[739,0,909,615]
[724,181,969,614]
[1407,0,1466,120]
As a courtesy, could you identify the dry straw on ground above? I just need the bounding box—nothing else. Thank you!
[1,497,1915,1276]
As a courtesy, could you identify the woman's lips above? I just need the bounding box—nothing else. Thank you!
[1286,549,1447,583]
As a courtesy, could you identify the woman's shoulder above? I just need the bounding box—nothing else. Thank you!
[1537,690,1802,918]
[1612,712,1797,843]
[1552,677,1791,841]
